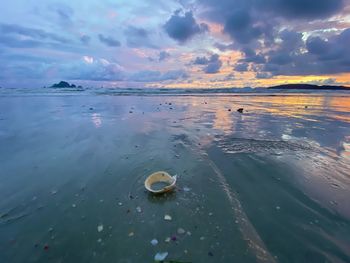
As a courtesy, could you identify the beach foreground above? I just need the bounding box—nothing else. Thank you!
[0,92,350,262]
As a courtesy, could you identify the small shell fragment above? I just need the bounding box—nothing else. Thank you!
[154,252,168,261]
[177,228,185,235]
[164,214,172,221]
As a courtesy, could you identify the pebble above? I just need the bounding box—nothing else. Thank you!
[200,236,205,241]
[72,204,76,208]
[136,206,142,213]
[276,206,281,210]
[128,232,134,237]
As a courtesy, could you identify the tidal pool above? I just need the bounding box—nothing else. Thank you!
[0,92,349,262]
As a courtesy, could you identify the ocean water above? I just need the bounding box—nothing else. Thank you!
[0,91,349,263]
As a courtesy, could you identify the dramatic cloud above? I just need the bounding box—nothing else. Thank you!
[234,63,249,72]
[259,28,350,75]
[98,34,121,47]
[199,0,346,62]
[0,0,349,88]
[193,56,210,65]
[223,10,263,44]
[194,54,222,74]
[200,0,344,22]
[204,55,222,74]
[164,10,208,43]
[257,0,344,19]
[306,37,331,55]
[240,47,266,64]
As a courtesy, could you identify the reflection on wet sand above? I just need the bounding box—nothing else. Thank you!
[212,109,234,134]
[0,93,349,263]
[91,113,102,128]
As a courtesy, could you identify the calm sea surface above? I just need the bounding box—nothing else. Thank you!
[0,92,350,262]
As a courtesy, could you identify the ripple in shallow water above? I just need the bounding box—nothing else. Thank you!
[215,136,313,154]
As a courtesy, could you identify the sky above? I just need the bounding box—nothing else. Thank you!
[0,0,350,88]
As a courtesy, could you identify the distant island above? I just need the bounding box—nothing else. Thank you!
[268,84,349,90]
[50,81,82,89]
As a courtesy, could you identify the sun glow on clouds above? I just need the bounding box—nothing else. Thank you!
[0,0,349,88]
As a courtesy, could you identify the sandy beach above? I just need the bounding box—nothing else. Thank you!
[0,91,349,262]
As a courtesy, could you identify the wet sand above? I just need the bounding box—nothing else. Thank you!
[0,92,349,262]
